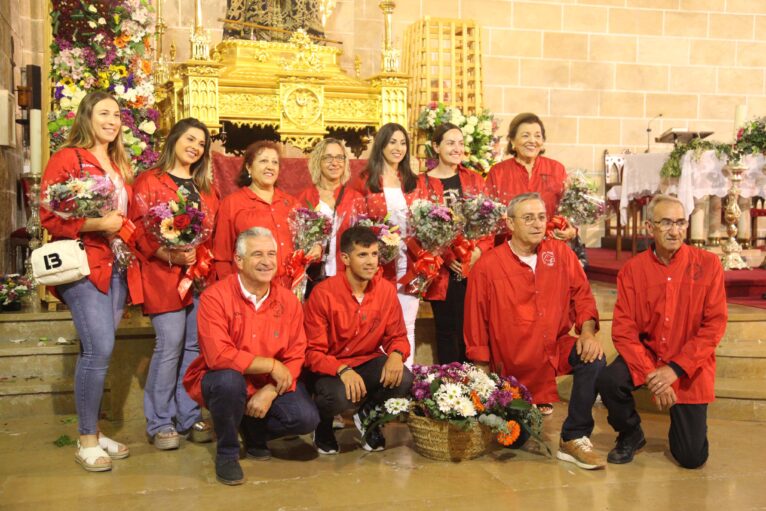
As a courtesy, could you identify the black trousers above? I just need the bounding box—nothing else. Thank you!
[201,369,320,461]
[306,355,414,420]
[429,274,467,364]
[596,356,709,469]
[561,343,606,441]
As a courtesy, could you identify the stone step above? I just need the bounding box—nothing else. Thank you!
[709,396,766,422]
[716,339,766,378]
[715,377,766,400]
[0,342,80,379]
[0,375,112,418]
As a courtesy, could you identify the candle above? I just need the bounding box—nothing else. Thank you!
[29,108,42,176]
[734,104,748,137]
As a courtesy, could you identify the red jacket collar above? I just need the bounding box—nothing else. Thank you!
[338,268,380,297]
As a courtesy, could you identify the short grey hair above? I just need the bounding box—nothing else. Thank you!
[507,192,545,217]
[235,227,276,257]
[647,194,686,220]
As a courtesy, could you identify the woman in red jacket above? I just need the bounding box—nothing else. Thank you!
[130,118,219,450]
[40,91,141,472]
[417,123,484,364]
[298,138,364,297]
[213,141,317,288]
[351,123,423,367]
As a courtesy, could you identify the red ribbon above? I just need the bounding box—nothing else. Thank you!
[450,234,476,278]
[177,245,214,300]
[398,238,443,295]
[546,215,569,239]
[285,249,317,291]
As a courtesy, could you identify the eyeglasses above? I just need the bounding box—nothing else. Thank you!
[512,213,548,226]
[321,155,347,164]
[652,219,689,231]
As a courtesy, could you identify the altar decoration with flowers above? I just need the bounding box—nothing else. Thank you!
[49,0,159,171]
[362,363,548,462]
[416,102,499,175]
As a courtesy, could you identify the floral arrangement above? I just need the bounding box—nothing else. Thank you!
[363,363,547,452]
[0,275,32,307]
[660,138,733,178]
[735,117,766,160]
[142,189,210,249]
[49,0,159,171]
[287,207,333,297]
[557,170,608,226]
[417,102,499,174]
[353,214,402,265]
[456,194,506,240]
[42,174,115,218]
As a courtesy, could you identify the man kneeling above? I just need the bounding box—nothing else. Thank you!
[304,226,414,454]
[184,227,319,485]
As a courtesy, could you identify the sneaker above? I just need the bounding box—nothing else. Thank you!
[149,427,180,451]
[313,419,339,455]
[215,458,244,486]
[245,442,272,461]
[353,408,385,452]
[607,428,646,465]
[332,414,345,430]
[556,436,606,470]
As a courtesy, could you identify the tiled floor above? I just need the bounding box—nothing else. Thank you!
[1,404,764,510]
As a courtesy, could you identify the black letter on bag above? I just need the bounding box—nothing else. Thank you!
[44,253,63,270]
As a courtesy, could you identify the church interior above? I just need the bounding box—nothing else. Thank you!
[1,0,766,508]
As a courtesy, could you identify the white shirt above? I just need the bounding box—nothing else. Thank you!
[509,242,538,272]
[383,186,408,279]
[238,275,270,311]
[317,200,339,277]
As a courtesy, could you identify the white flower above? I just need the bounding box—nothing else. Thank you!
[465,134,473,144]
[462,124,475,136]
[98,17,106,25]
[87,20,97,28]
[93,34,104,43]
[456,397,477,417]
[138,120,157,135]
[426,373,436,383]
[114,84,126,96]
[384,398,410,415]
[467,115,479,126]
[87,4,97,12]
[139,141,147,150]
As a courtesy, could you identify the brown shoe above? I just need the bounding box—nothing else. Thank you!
[556,437,606,470]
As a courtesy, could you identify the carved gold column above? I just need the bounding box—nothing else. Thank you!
[720,162,750,270]
[371,1,408,128]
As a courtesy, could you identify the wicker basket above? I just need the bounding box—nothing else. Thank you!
[407,414,495,462]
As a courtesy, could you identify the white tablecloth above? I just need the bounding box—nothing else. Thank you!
[619,153,669,223]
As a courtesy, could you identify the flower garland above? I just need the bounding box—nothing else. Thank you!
[49,0,159,171]
[735,117,766,160]
[417,102,499,175]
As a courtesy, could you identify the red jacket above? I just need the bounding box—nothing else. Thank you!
[348,172,425,286]
[485,155,567,219]
[212,186,299,288]
[40,147,142,304]
[130,169,219,314]
[296,184,366,275]
[612,244,727,404]
[303,272,410,375]
[464,239,598,404]
[416,165,492,300]
[183,274,307,406]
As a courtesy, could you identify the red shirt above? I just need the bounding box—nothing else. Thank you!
[485,155,567,218]
[183,274,306,406]
[303,272,410,376]
[296,184,366,275]
[212,187,299,287]
[464,239,598,403]
[130,169,219,314]
[612,244,727,404]
[40,147,142,304]
[416,165,491,300]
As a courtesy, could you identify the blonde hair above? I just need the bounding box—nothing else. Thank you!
[308,138,350,186]
[63,91,133,183]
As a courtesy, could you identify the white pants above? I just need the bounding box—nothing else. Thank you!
[396,290,420,369]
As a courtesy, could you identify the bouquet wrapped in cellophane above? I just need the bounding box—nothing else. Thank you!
[352,214,402,265]
[287,206,332,299]
[557,169,607,227]
[450,194,507,278]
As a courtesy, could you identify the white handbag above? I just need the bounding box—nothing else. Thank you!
[31,239,91,286]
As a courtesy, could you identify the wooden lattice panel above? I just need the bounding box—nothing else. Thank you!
[403,17,484,133]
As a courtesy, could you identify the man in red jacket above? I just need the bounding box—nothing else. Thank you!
[183,227,319,485]
[304,226,414,454]
[597,195,727,468]
[464,192,606,469]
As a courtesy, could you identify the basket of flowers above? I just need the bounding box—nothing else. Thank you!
[362,363,548,462]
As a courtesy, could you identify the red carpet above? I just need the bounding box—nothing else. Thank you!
[585,247,766,309]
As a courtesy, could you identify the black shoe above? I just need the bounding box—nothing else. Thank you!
[353,407,386,452]
[313,419,339,455]
[215,458,244,486]
[245,442,272,461]
[607,428,646,464]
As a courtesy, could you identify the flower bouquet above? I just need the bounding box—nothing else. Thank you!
[0,274,32,311]
[139,188,212,298]
[353,214,402,265]
[362,363,548,461]
[42,173,135,270]
[557,170,607,227]
[287,206,332,299]
[399,199,460,297]
[450,194,507,278]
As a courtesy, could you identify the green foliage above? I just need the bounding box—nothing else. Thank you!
[660,138,733,178]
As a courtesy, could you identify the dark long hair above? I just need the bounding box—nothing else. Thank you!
[362,122,417,194]
[236,140,282,187]
[155,118,213,193]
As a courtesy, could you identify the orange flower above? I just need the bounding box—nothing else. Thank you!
[510,387,521,400]
[114,34,130,49]
[140,59,152,75]
[470,391,485,413]
[496,420,521,446]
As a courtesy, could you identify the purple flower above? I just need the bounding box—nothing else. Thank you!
[428,206,452,222]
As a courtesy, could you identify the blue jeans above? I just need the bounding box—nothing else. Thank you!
[58,267,127,435]
[145,297,202,436]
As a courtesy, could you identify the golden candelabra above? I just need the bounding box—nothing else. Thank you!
[720,162,750,270]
